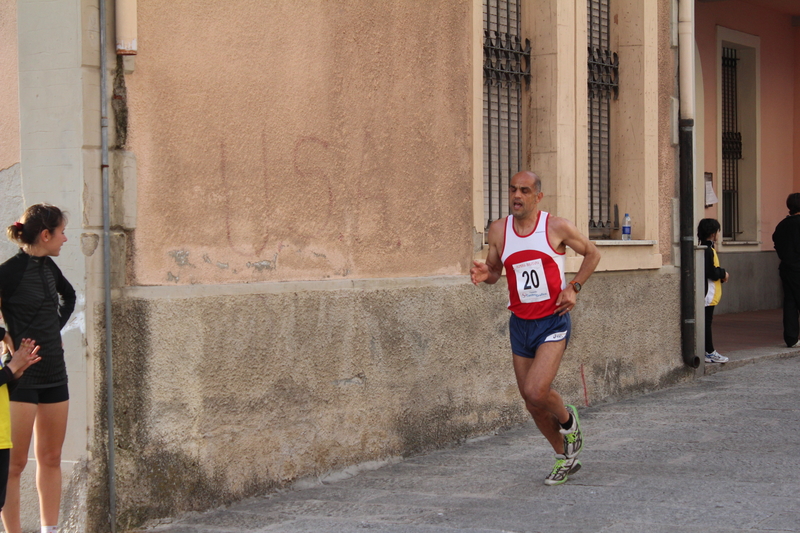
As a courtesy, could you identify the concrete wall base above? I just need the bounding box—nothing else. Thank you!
[82,271,690,531]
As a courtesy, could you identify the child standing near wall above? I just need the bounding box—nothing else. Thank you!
[698,218,730,364]
[0,204,75,533]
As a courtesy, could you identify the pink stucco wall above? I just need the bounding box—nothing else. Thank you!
[795,26,800,191]
[0,2,19,169]
[696,2,797,248]
[126,1,473,286]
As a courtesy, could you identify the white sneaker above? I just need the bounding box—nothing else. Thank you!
[705,350,729,363]
[544,454,582,486]
[559,404,583,459]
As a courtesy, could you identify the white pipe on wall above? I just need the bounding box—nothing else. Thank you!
[678,0,694,120]
[677,0,700,368]
[115,0,137,55]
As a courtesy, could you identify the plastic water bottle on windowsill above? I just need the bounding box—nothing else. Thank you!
[622,213,631,241]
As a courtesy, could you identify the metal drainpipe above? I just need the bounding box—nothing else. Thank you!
[678,0,699,368]
[99,0,117,530]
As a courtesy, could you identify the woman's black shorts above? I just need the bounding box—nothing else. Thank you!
[10,384,69,404]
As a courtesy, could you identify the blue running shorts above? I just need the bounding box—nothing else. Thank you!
[509,312,571,359]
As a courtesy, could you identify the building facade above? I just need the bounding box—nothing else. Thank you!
[1,0,796,531]
[694,0,800,313]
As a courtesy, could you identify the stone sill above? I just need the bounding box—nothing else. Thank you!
[721,241,760,246]
[592,240,658,246]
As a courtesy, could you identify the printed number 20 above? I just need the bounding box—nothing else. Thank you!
[522,270,540,290]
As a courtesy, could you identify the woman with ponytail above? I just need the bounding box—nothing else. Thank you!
[0,204,74,533]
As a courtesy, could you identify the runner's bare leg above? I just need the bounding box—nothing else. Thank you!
[512,339,571,454]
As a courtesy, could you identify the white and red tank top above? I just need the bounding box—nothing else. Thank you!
[501,211,566,320]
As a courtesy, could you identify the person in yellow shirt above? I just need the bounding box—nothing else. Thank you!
[698,219,730,364]
[0,329,41,513]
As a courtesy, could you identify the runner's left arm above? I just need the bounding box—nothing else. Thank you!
[552,218,601,315]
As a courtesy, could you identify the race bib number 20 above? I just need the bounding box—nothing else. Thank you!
[512,259,550,304]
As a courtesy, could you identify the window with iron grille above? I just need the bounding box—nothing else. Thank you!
[721,46,741,240]
[587,0,619,239]
[483,0,530,233]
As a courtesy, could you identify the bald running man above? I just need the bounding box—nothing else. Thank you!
[471,171,601,485]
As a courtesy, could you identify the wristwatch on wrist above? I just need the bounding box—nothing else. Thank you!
[569,281,582,293]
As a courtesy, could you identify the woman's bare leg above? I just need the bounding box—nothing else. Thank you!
[34,400,68,528]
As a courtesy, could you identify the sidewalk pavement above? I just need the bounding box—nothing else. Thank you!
[137,309,800,533]
[710,308,795,372]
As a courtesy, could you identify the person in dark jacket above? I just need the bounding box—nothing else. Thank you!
[772,193,800,347]
[698,218,729,364]
[0,204,73,533]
